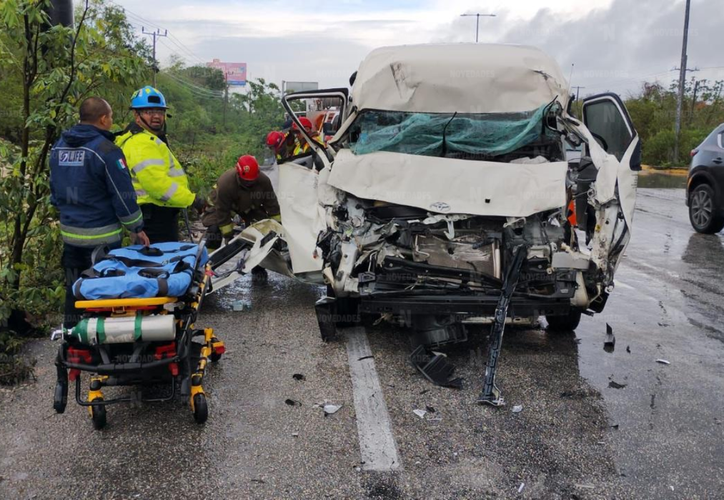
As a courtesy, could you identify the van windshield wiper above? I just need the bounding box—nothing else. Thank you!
[441,112,458,157]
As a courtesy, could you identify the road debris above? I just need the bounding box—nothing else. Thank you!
[413,409,427,419]
[291,432,299,438]
[604,323,616,353]
[608,380,627,389]
[517,482,525,493]
[425,405,436,413]
[292,373,305,381]
[285,399,301,406]
[512,405,523,413]
[656,359,671,365]
[323,404,342,416]
[626,345,631,353]
[409,345,463,389]
[232,299,250,312]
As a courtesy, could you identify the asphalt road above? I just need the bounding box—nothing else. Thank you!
[1,185,723,499]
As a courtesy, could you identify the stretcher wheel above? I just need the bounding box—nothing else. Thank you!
[91,400,107,430]
[209,352,222,362]
[53,382,67,414]
[193,394,208,424]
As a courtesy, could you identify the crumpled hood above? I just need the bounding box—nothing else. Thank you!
[327,149,568,217]
[61,124,114,147]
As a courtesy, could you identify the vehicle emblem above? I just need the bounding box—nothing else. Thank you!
[430,202,450,212]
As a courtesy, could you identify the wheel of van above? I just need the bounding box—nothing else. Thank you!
[334,297,361,327]
[545,310,582,332]
[689,184,724,234]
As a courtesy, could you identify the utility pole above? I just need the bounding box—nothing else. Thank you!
[571,86,586,102]
[690,77,699,124]
[141,27,168,87]
[222,72,229,128]
[673,0,691,162]
[460,13,496,43]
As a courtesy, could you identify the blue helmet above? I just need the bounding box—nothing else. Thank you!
[130,86,167,109]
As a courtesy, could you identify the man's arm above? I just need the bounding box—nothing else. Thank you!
[101,144,144,234]
[130,139,195,208]
[259,175,282,222]
[214,183,237,238]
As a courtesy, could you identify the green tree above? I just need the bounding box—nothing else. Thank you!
[0,0,150,331]
[625,79,724,166]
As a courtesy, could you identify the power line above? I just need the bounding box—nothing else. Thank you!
[141,27,167,87]
[108,0,208,66]
[159,71,224,98]
[460,13,496,43]
[157,38,207,67]
[161,74,223,98]
[163,69,225,95]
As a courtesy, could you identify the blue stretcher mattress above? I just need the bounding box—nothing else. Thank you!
[73,242,209,300]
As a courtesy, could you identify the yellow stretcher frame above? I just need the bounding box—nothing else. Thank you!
[75,297,178,309]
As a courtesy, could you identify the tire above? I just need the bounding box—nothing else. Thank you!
[193,393,208,424]
[91,400,107,430]
[334,296,361,328]
[53,382,67,414]
[545,310,582,332]
[689,184,724,234]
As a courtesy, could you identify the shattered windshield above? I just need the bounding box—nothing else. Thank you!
[348,104,562,161]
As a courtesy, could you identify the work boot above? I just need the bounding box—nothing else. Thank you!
[251,266,268,282]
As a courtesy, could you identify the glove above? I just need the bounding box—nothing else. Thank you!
[192,195,207,214]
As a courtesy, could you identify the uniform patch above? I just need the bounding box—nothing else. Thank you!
[58,150,85,166]
[117,158,128,171]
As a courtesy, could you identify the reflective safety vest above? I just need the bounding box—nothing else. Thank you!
[292,134,323,156]
[115,127,194,208]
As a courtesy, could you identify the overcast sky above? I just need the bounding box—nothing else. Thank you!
[113,0,723,98]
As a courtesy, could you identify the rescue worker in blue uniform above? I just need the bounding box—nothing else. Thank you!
[116,86,205,243]
[50,97,149,328]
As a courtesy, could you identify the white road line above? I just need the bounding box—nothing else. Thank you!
[344,326,402,472]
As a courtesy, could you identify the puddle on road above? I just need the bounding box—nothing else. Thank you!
[638,171,687,189]
[204,271,323,313]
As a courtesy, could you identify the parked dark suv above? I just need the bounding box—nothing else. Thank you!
[687,124,724,234]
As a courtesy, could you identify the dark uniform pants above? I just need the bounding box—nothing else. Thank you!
[61,243,117,329]
[205,224,223,251]
[141,204,180,243]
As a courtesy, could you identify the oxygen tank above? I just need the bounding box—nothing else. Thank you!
[71,314,176,344]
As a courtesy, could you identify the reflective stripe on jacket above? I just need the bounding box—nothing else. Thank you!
[50,124,143,247]
[115,126,194,208]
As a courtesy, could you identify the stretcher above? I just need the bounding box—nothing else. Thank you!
[53,241,225,429]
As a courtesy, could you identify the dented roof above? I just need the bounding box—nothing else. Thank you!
[350,43,570,114]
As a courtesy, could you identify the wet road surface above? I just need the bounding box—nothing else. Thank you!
[1,186,723,499]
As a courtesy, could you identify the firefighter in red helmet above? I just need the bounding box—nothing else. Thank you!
[201,155,281,250]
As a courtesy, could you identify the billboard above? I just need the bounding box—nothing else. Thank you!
[207,59,247,86]
[283,81,318,94]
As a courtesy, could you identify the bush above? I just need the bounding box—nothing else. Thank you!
[643,128,711,167]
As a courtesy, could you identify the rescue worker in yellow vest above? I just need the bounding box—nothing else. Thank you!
[291,116,323,156]
[201,155,281,251]
[116,86,205,243]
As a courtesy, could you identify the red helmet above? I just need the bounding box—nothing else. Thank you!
[292,117,313,131]
[236,155,259,181]
[266,131,284,148]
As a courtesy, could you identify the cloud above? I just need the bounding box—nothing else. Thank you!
[116,0,723,94]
